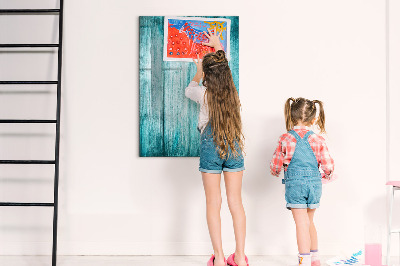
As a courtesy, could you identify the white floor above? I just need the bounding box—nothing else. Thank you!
[0,255,397,266]
[0,256,356,266]
[0,255,333,266]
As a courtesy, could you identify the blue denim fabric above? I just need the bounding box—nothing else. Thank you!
[199,125,244,174]
[284,130,322,209]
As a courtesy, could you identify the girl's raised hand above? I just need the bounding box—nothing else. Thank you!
[193,54,202,73]
[191,54,203,83]
[202,28,223,51]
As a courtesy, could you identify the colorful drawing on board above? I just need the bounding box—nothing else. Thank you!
[163,17,231,62]
[140,16,239,157]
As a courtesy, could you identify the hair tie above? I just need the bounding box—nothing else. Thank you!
[209,62,228,68]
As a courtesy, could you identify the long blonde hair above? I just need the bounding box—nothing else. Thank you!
[284,97,326,133]
[202,50,244,158]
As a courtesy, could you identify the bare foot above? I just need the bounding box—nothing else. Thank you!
[234,254,247,266]
[214,254,225,266]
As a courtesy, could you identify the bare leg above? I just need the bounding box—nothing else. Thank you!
[307,209,318,251]
[202,172,225,266]
[224,171,247,266]
[291,208,311,254]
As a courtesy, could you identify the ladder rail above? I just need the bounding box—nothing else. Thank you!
[52,0,63,265]
[0,44,59,48]
[0,160,55,164]
[0,202,54,207]
[0,120,56,123]
[0,9,60,14]
[0,81,58,84]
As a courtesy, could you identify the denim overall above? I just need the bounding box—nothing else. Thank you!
[199,124,245,174]
[283,130,322,210]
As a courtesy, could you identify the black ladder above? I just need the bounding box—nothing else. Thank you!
[0,2,64,266]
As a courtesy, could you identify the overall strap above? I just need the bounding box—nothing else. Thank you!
[303,130,314,140]
[284,129,320,181]
[288,130,301,141]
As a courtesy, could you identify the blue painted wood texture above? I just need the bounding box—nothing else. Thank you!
[139,16,239,157]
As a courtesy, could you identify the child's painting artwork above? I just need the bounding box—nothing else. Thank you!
[163,17,231,62]
[139,16,239,157]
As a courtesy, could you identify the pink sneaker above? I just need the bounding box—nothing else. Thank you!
[227,253,249,266]
[207,254,227,266]
[311,260,321,266]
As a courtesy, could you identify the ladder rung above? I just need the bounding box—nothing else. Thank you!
[0,9,60,14]
[0,44,59,48]
[391,229,400,233]
[0,202,54,207]
[0,160,55,164]
[0,81,58,84]
[0,119,56,123]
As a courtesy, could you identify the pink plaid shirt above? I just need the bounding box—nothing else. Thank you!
[270,126,334,179]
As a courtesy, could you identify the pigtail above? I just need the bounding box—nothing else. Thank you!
[313,100,326,133]
[284,98,295,131]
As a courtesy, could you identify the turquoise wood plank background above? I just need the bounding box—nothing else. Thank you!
[139,16,239,157]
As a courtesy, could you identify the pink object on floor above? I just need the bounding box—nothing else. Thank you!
[311,260,321,266]
[227,253,249,266]
[365,243,382,266]
[207,255,215,266]
[386,181,400,187]
[321,173,338,184]
[207,254,227,266]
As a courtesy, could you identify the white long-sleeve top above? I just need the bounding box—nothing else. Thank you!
[185,81,209,133]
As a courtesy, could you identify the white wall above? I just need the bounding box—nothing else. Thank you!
[0,0,389,257]
[388,0,400,258]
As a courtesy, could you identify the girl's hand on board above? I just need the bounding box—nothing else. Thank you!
[193,54,202,73]
[191,54,203,83]
[202,28,223,51]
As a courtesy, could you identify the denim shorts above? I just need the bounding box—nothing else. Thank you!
[285,178,322,209]
[199,126,245,174]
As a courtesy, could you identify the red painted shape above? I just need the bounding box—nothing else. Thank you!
[167,25,215,59]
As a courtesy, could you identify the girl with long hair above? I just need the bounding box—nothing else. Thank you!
[185,29,248,266]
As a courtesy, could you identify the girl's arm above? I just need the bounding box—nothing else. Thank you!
[270,136,286,176]
[192,54,202,83]
[319,139,335,179]
[186,55,205,103]
[185,81,206,103]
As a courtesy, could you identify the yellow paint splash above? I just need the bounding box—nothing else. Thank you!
[204,21,226,40]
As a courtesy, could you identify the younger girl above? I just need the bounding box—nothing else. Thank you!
[270,98,334,266]
[185,29,248,266]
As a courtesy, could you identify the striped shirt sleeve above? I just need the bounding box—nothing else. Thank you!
[317,136,335,179]
[270,135,286,177]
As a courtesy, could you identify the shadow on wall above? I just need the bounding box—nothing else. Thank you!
[364,194,387,245]
[365,195,386,227]
[242,115,292,254]
[162,157,205,253]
